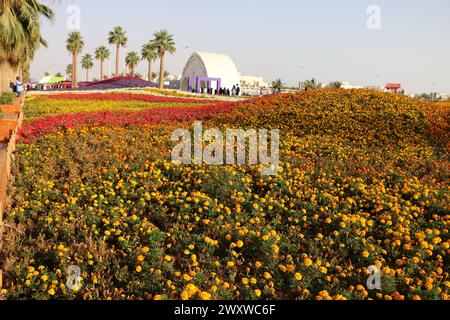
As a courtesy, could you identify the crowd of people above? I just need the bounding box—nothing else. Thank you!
[195,84,241,96]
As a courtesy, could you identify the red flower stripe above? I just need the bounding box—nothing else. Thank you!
[18,103,234,142]
[35,93,223,105]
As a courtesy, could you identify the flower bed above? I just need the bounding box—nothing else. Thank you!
[19,103,233,141]
[36,92,222,104]
[0,89,449,301]
[23,95,226,121]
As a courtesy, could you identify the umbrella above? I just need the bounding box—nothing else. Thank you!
[39,75,65,84]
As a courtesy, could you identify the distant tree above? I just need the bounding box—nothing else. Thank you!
[150,29,176,89]
[66,31,84,87]
[271,79,285,92]
[44,71,50,77]
[151,72,158,81]
[66,64,72,78]
[55,72,63,78]
[141,42,158,82]
[108,26,128,76]
[328,81,342,89]
[81,53,94,81]
[125,51,140,77]
[95,45,110,80]
[304,78,320,90]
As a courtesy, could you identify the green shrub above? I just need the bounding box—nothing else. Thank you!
[0,92,15,105]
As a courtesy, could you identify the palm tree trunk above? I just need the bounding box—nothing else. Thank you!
[148,59,152,82]
[0,62,15,93]
[159,53,165,89]
[72,53,78,88]
[100,60,104,80]
[86,69,89,82]
[115,45,120,77]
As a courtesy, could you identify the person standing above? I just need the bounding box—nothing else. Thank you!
[16,77,24,98]
[236,84,241,96]
[232,85,236,96]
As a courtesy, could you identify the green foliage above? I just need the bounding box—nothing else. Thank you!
[0,92,15,105]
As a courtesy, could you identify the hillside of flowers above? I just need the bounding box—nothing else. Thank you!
[0,89,449,301]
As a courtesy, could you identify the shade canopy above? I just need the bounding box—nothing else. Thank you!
[181,52,240,91]
[39,75,65,84]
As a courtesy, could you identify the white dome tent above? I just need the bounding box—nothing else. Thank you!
[180,52,240,93]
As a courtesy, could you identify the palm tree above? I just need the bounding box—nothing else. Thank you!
[66,32,84,88]
[125,51,140,77]
[108,26,128,77]
[304,78,320,90]
[141,42,158,82]
[150,29,176,89]
[328,81,342,89]
[0,0,54,92]
[271,79,285,92]
[66,64,72,79]
[81,54,94,82]
[95,46,110,80]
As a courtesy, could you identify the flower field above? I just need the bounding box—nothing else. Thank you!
[24,93,223,121]
[0,89,449,300]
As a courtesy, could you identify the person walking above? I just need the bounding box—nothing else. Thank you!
[16,77,24,98]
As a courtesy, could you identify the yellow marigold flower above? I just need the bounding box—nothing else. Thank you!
[254,289,262,297]
[263,272,272,279]
[227,261,235,268]
[48,288,55,296]
[199,291,212,300]
[136,266,142,273]
[242,278,249,285]
[183,274,193,281]
[255,261,262,269]
[236,240,244,248]
[362,251,370,258]
[181,291,190,300]
[41,275,49,282]
[295,273,303,281]
[164,255,172,262]
[304,258,313,267]
[320,267,328,274]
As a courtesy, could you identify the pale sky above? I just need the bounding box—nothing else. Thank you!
[32,0,450,94]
